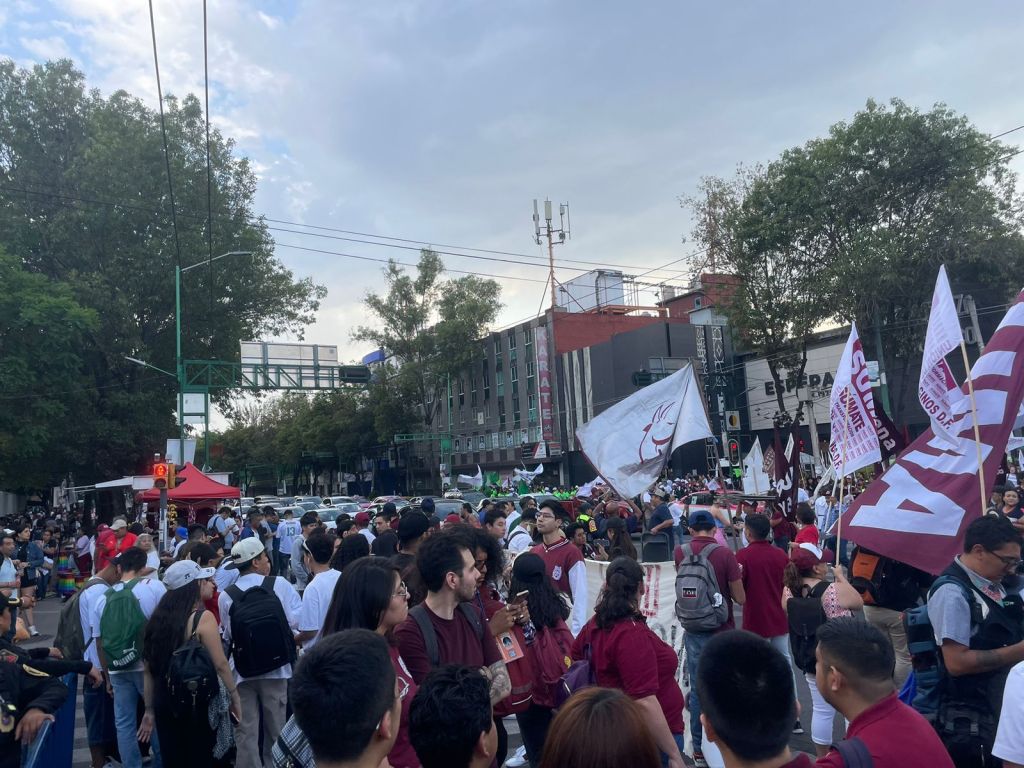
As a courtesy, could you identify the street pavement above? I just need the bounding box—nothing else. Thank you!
[23,579,831,768]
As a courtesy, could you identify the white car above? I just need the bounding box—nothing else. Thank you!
[318,503,361,530]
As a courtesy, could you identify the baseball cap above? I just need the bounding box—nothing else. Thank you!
[397,512,430,544]
[354,511,371,525]
[444,513,462,526]
[175,526,188,539]
[227,538,265,569]
[111,519,128,530]
[688,510,716,530]
[791,542,836,570]
[163,560,215,590]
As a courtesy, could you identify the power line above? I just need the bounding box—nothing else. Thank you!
[203,0,215,314]
[273,241,549,284]
[146,0,183,271]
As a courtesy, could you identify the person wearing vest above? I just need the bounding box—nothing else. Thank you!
[926,515,1024,768]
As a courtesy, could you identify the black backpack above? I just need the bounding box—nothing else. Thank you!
[226,576,297,678]
[787,580,830,673]
[166,610,219,717]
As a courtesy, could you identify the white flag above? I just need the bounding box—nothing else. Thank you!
[919,265,967,447]
[457,464,483,489]
[741,437,771,494]
[829,322,883,476]
[576,364,713,499]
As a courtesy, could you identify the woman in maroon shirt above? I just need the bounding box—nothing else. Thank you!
[572,557,685,768]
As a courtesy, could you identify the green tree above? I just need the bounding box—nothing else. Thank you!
[0,59,325,484]
[683,99,1024,425]
[0,250,98,488]
[354,250,501,485]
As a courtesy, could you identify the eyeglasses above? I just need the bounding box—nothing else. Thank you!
[397,676,410,700]
[988,550,1023,569]
[393,582,409,598]
[536,513,556,521]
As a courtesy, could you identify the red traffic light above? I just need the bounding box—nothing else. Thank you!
[153,462,171,490]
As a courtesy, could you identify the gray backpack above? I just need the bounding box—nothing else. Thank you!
[675,543,729,632]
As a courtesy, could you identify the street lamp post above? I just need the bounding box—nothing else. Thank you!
[175,251,252,469]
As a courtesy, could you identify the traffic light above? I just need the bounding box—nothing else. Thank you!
[728,438,740,466]
[152,462,176,490]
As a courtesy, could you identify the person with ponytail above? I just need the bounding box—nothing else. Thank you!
[571,557,685,768]
[274,557,419,768]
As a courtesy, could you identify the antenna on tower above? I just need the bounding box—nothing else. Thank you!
[531,197,572,312]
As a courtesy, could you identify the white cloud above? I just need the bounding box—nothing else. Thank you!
[19,35,72,61]
[256,11,281,31]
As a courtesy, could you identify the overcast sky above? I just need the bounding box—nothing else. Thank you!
[4,0,1024,366]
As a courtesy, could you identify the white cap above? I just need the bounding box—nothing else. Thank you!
[163,560,215,590]
[227,537,265,569]
[110,518,128,530]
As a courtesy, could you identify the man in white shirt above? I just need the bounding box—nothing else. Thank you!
[994,659,1024,768]
[354,511,376,546]
[79,559,120,768]
[93,547,167,768]
[814,492,829,531]
[219,538,301,768]
[290,511,322,593]
[275,508,302,578]
[295,532,341,649]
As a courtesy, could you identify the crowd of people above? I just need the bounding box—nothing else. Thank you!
[0,474,1021,768]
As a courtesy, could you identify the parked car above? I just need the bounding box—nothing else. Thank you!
[318,503,361,529]
[292,500,321,512]
[371,496,409,507]
[322,495,356,506]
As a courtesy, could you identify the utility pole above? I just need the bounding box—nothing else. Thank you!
[533,199,571,311]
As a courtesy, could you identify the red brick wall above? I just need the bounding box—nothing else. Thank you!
[552,313,685,355]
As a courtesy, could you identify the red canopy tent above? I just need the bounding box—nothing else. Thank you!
[139,462,240,506]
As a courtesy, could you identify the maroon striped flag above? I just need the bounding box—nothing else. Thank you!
[841,291,1024,574]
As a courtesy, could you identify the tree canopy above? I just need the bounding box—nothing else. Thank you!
[682,99,1024,425]
[0,59,324,487]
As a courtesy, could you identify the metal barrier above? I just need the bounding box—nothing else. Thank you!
[24,672,77,768]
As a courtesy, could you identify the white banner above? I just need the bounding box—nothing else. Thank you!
[457,464,483,489]
[919,265,966,447]
[576,364,713,499]
[741,437,771,494]
[828,323,882,475]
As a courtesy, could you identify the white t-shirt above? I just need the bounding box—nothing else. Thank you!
[359,527,376,546]
[994,660,1024,764]
[218,572,301,682]
[78,579,109,669]
[668,502,685,526]
[298,568,342,649]
[145,550,160,571]
[92,577,168,673]
[814,496,828,529]
[276,519,302,556]
[797,487,810,503]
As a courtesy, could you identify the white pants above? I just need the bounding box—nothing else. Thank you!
[805,672,840,746]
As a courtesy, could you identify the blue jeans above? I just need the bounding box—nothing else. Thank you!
[110,671,162,768]
[684,630,714,753]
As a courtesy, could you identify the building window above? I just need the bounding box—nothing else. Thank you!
[507,329,517,349]
[498,399,506,427]
[484,402,490,419]
[470,376,477,407]
[520,428,529,444]
[494,335,501,355]
[478,436,485,451]
[454,438,461,452]
[524,326,533,345]
[483,366,490,400]
[491,433,500,449]
[505,431,514,447]
[526,361,535,377]
[532,426,542,442]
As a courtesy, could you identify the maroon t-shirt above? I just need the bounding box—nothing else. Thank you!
[572,616,685,735]
[673,535,742,630]
[388,645,420,768]
[815,694,954,768]
[736,540,789,638]
[394,602,502,684]
[531,537,583,598]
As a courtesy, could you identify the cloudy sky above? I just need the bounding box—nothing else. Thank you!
[3,0,1024,365]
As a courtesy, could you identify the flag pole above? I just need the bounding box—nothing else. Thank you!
[835,384,851,568]
[960,341,988,514]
